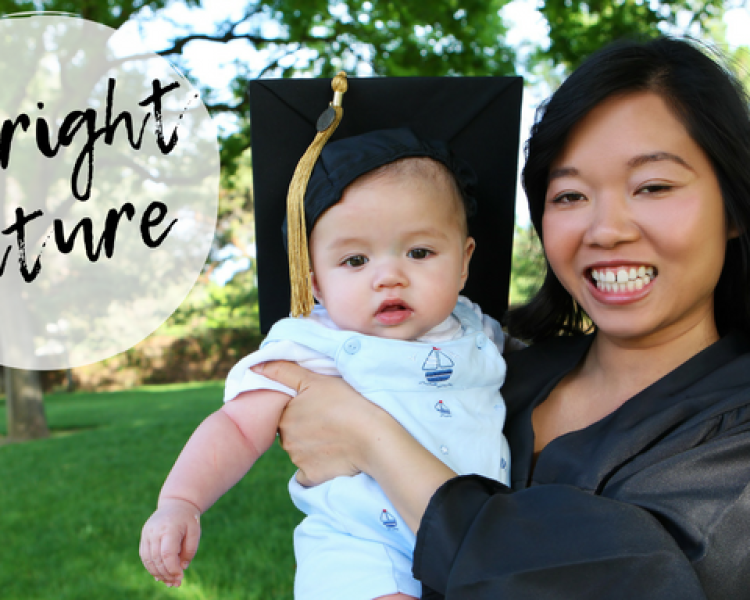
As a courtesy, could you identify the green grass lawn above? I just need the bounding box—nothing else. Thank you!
[0,382,300,599]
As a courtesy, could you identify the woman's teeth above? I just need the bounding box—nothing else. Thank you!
[590,266,655,292]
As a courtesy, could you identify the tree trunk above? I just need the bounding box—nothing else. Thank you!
[4,367,49,441]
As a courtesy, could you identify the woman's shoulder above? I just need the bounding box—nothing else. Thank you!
[504,334,592,383]
[677,330,750,416]
[503,331,750,418]
[500,334,593,418]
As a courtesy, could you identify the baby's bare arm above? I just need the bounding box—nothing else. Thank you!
[139,389,291,587]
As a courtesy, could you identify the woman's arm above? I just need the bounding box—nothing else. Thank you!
[415,476,710,599]
[414,416,750,599]
[254,360,457,533]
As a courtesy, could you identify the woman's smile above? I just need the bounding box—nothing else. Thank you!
[586,264,657,304]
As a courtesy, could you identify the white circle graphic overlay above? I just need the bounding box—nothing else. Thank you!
[0,13,219,369]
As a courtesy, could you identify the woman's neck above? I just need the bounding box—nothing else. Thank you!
[532,315,720,457]
[584,318,720,406]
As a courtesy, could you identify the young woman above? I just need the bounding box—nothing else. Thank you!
[256,37,750,599]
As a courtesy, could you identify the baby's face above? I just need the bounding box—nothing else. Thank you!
[309,171,474,340]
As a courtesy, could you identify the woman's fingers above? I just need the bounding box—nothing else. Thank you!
[279,375,377,484]
[294,469,314,488]
[252,360,315,393]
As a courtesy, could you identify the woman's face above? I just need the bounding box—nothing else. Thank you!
[542,91,732,347]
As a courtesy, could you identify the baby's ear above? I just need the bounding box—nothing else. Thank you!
[460,236,476,288]
[310,271,324,305]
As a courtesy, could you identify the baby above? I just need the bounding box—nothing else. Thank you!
[140,128,510,600]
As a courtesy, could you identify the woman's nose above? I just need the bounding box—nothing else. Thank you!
[582,194,640,248]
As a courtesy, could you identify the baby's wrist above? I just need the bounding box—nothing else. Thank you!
[157,495,202,516]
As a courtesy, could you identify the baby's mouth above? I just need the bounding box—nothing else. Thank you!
[375,299,413,324]
[589,265,658,292]
[377,299,413,314]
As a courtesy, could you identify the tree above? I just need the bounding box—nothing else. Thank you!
[0,0,200,441]
[4,368,48,440]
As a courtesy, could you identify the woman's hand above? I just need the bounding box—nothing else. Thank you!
[252,361,385,486]
[253,360,457,533]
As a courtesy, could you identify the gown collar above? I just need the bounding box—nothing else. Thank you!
[504,331,750,491]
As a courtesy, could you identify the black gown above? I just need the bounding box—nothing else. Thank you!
[413,331,750,599]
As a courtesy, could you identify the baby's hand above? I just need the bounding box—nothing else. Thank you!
[139,498,201,588]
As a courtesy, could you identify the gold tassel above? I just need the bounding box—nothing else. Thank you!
[287,71,348,317]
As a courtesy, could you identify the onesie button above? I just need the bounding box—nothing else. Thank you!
[475,333,487,349]
[343,338,361,354]
[440,445,449,455]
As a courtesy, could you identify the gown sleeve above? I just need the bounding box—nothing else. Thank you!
[413,409,750,600]
[413,477,707,599]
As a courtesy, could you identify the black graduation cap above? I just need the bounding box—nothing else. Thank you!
[250,75,523,333]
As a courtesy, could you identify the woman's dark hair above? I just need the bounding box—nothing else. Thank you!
[506,36,750,343]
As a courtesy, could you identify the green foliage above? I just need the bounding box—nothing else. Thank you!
[212,147,255,276]
[167,268,259,333]
[541,0,661,68]
[198,0,520,184]
[540,0,728,69]
[264,0,517,77]
[0,0,201,28]
[731,44,750,91]
[509,224,545,307]
[0,382,299,599]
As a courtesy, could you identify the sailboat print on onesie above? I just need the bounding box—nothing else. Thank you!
[422,346,454,385]
[434,399,452,417]
[380,509,397,530]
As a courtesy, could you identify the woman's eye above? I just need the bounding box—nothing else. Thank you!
[637,183,672,195]
[408,248,433,259]
[549,191,585,204]
[342,255,368,267]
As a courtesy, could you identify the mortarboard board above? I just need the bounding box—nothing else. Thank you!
[250,75,523,333]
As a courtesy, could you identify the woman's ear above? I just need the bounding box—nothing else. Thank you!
[728,220,743,240]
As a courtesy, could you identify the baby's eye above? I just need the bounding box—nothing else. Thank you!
[408,248,433,260]
[342,255,368,267]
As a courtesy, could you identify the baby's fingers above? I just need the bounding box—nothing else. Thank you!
[158,529,187,585]
[139,530,160,579]
[140,535,173,584]
[179,514,201,573]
